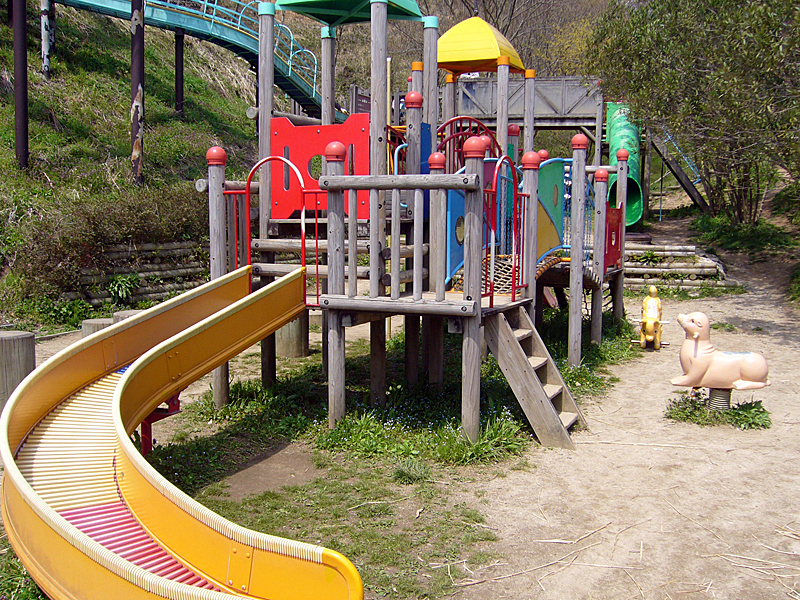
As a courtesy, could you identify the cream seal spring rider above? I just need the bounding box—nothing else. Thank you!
[671,311,770,390]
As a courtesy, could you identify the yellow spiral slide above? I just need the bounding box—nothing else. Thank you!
[1,267,363,600]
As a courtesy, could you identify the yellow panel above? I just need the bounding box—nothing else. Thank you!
[537,218,562,261]
[438,16,525,74]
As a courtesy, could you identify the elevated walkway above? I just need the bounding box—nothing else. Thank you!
[57,0,345,120]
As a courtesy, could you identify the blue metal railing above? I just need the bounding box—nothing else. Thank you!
[58,0,322,107]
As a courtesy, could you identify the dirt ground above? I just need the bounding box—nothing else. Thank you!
[23,208,800,599]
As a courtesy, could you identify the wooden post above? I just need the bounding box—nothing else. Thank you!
[462,137,485,443]
[568,134,588,368]
[496,57,510,155]
[591,169,609,344]
[422,16,438,153]
[0,331,35,412]
[370,0,388,408]
[258,3,277,386]
[523,70,535,153]
[594,86,604,167]
[131,0,145,184]
[521,151,540,321]
[207,146,230,408]
[13,0,28,169]
[404,91,423,384]
[175,28,184,116]
[643,130,651,222]
[411,61,423,93]
[321,26,336,124]
[613,149,629,322]
[428,152,446,386]
[443,73,455,125]
[40,0,51,78]
[326,142,347,427]
[81,318,113,337]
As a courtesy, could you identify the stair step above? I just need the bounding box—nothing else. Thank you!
[512,327,532,342]
[543,384,562,401]
[559,412,579,429]
[528,356,547,371]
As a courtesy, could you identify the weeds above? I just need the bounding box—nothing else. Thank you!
[664,391,771,429]
[690,214,797,253]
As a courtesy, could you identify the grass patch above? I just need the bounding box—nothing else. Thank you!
[0,533,46,600]
[624,284,746,302]
[664,391,771,430]
[690,214,797,253]
[710,321,737,333]
[791,263,800,303]
[772,181,800,226]
[197,459,495,598]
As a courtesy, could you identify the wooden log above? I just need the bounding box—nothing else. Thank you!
[422,16,439,153]
[380,243,429,260]
[81,318,113,338]
[390,188,401,299]
[380,268,429,287]
[276,310,309,357]
[0,331,35,411]
[624,278,741,288]
[112,309,142,323]
[625,266,719,276]
[497,57,509,154]
[319,294,477,316]
[523,70,535,152]
[585,165,618,174]
[252,262,369,279]
[319,173,480,191]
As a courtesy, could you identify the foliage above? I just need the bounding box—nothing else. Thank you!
[0,7,255,302]
[589,0,800,224]
[107,274,140,305]
[791,264,800,303]
[772,181,800,226]
[0,537,46,600]
[690,214,797,253]
[665,391,771,430]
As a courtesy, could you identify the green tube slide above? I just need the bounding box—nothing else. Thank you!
[606,102,642,226]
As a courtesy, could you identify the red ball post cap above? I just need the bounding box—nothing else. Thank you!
[463,136,487,159]
[325,141,347,162]
[617,148,630,161]
[521,151,540,170]
[405,91,423,109]
[479,135,492,150]
[537,149,550,161]
[206,146,227,166]
[595,168,609,182]
[408,76,413,82]
[508,124,520,137]
[571,133,589,150]
[428,152,446,170]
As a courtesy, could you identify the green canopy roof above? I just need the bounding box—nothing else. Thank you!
[275,0,423,26]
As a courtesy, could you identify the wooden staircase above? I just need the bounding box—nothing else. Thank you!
[484,306,585,449]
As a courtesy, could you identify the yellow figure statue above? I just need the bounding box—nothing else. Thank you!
[640,285,663,349]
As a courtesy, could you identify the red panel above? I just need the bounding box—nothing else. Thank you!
[270,114,370,219]
[60,501,221,591]
[604,207,623,270]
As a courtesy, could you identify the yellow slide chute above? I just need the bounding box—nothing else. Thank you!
[1,267,363,600]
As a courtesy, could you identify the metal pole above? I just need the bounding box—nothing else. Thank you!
[13,0,28,169]
[175,28,184,116]
[131,0,145,184]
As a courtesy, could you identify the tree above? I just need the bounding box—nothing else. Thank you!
[588,0,800,224]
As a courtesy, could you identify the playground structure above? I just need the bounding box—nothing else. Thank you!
[0,267,364,599]
[2,4,640,596]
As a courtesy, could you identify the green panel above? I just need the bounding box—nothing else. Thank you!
[537,159,566,241]
[606,102,643,226]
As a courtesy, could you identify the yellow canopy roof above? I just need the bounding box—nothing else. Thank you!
[438,17,525,74]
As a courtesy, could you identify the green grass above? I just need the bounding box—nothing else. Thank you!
[0,6,257,310]
[0,533,47,600]
[772,181,800,226]
[791,263,800,303]
[624,283,746,301]
[664,391,772,429]
[690,214,797,254]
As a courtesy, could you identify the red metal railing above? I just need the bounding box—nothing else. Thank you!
[436,116,500,173]
[481,156,526,307]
